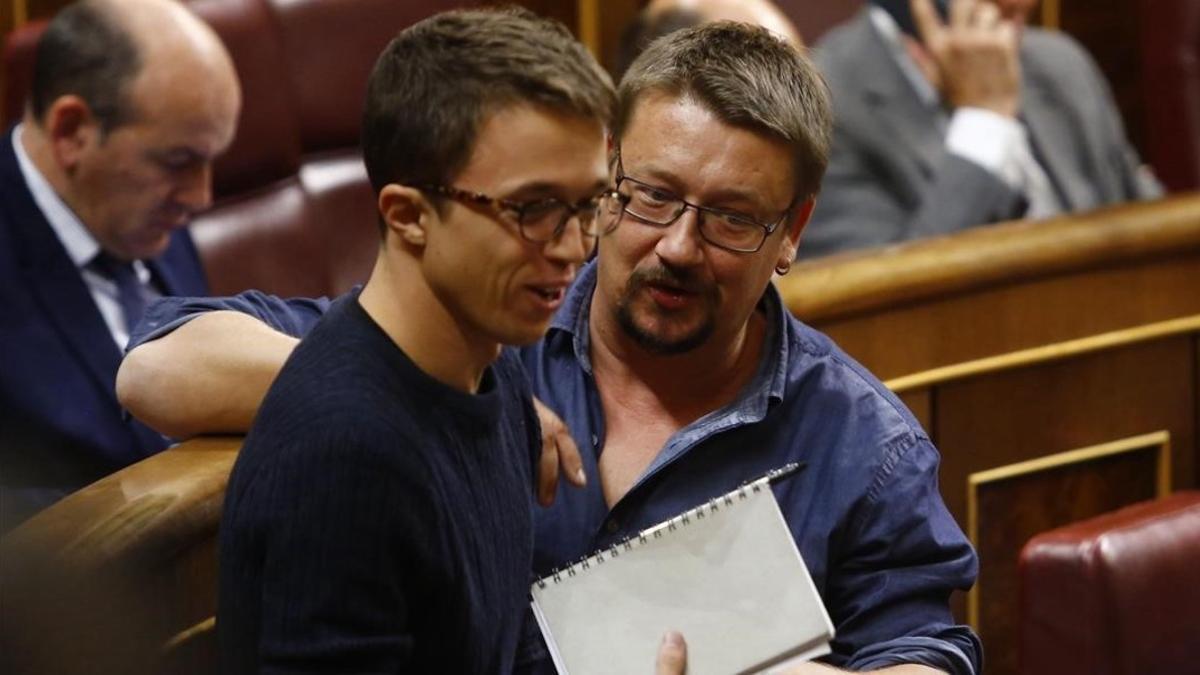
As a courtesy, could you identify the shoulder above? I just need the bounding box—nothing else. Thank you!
[781,315,930,462]
[237,370,435,502]
[814,11,873,70]
[254,309,413,432]
[496,348,534,398]
[1021,27,1103,83]
[496,347,540,455]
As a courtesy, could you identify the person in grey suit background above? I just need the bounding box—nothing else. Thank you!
[801,0,1163,259]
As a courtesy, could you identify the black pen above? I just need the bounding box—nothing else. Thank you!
[755,461,809,487]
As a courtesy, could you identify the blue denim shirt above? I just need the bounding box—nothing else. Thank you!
[131,262,981,674]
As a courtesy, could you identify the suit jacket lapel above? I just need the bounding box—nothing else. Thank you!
[147,256,181,295]
[851,12,945,179]
[1,130,124,398]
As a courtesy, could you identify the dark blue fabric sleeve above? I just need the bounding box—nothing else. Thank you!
[829,435,982,675]
[127,290,341,352]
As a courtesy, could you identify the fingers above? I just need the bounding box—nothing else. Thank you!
[655,631,687,675]
[948,0,977,29]
[973,1,1001,28]
[994,19,1018,50]
[537,423,560,507]
[532,396,586,507]
[557,429,587,489]
[910,0,946,48]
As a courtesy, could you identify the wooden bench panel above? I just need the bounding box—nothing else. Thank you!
[0,437,239,675]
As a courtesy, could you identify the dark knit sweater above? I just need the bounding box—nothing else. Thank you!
[218,293,539,674]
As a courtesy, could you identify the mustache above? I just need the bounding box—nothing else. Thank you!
[626,263,707,295]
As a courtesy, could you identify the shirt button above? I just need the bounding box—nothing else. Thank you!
[591,434,599,447]
[606,519,619,534]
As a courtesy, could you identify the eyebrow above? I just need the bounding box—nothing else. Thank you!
[504,178,611,202]
[152,147,208,165]
[625,164,772,211]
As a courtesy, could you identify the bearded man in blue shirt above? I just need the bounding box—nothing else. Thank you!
[119,21,981,675]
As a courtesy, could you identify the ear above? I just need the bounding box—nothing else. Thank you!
[43,95,99,171]
[777,197,816,265]
[378,184,433,248]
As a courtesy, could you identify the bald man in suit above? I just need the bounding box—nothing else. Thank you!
[0,0,240,532]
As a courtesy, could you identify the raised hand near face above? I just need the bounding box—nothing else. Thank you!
[911,0,1021,118]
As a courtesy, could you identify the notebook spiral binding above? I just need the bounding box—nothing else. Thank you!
[535,462,800,589]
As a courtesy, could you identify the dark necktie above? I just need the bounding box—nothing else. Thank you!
[90,251,148,334]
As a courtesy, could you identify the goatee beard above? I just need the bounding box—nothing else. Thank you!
[614,264,715,355]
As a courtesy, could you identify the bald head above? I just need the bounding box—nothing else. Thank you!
[112,0,237,92]
[25,0,241,262]
[615,0,802,79]
[30,0,238,133]
[644,0,802,47]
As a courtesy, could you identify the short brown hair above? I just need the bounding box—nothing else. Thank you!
[615,21,831,200]
[362,7,615,196]
[31,0,141,133]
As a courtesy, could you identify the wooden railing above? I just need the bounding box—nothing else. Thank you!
[0,437,240,675]
[782,193,1200,380]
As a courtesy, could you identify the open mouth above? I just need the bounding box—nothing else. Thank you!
[645,282,699,310]
[532,286,565,302]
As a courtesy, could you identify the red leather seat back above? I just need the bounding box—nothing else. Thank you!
[1,19,44,126]
[1139,0,1200,192]
[192,154,378,297]
[272,0,464,153]
[189,0,303,197]
[1019,491,1200,675]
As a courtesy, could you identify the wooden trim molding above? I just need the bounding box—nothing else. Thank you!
[1040,0,1060,29]
[576,0,601,57]
[886,315,1200,393]
[964,431,1173,627]
[163,616,215,653]
[13,0,27,26]
[781,193,1200,322]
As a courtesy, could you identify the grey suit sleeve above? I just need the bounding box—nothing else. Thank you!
[801,126,1026,259]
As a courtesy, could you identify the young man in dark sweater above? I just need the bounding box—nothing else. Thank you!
[215,9,614,673]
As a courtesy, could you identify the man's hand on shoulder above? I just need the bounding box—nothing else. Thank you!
[533,397,587,506]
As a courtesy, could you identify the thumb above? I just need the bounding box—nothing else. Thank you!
[655,630,687,675]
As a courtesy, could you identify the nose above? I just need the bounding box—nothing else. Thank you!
[653,205,705,268]
[542,212,593,266]
[173,163,214,214]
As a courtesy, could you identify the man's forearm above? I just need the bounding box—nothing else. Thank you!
[116,311,296,438]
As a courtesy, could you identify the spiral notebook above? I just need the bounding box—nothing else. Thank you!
[530,464,834,675]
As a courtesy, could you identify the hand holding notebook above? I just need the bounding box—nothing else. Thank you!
[531,463,835,675]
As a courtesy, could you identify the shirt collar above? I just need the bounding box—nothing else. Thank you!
[867,6,941,109]
[12,123,101,268]
[547,260,789,412]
